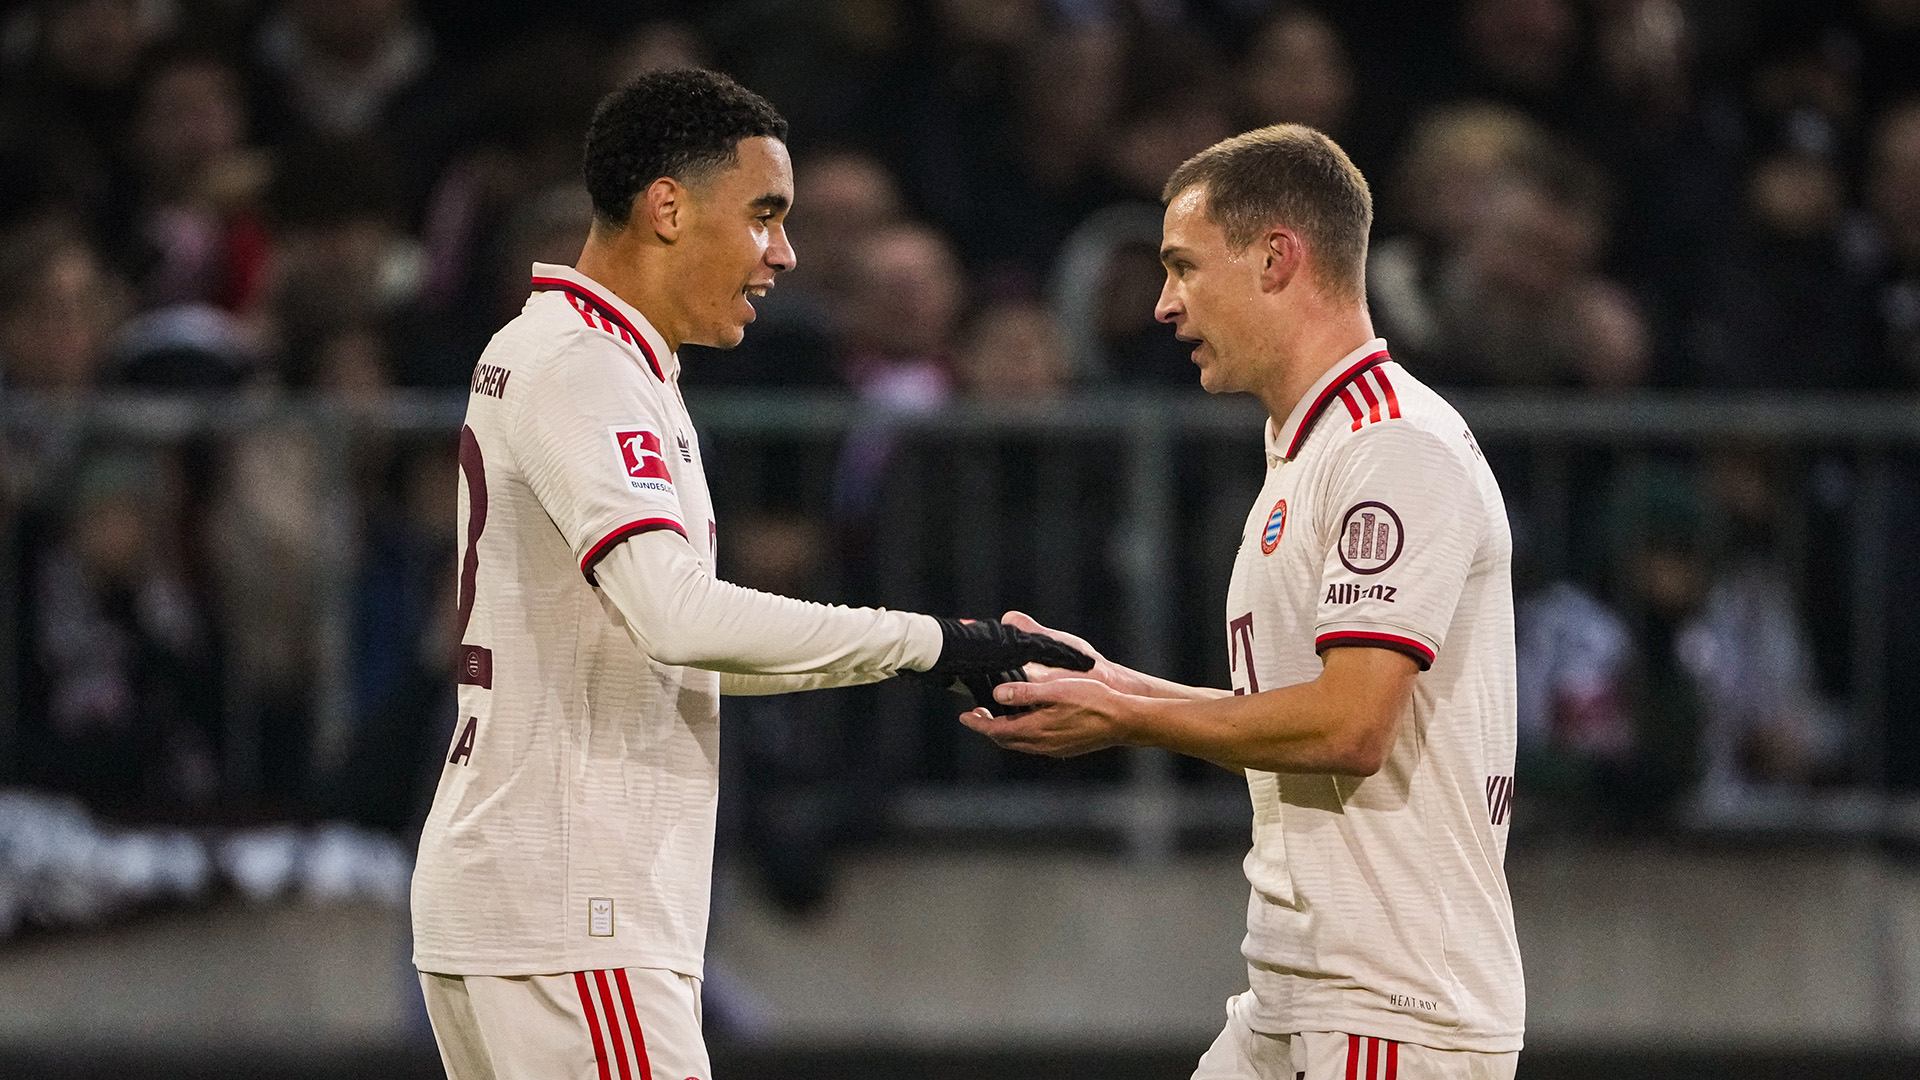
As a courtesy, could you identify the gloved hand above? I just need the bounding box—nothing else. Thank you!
[958,667,1033,717]
[923,616,1095,679]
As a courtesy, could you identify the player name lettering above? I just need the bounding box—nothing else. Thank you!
[1325,582,1396,604]
[471,363,512,398]
[1389,994,1438,1012]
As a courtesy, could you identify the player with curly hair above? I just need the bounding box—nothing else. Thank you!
[411,69,1089,1080]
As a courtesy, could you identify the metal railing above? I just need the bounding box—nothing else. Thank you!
[4,390,1918,857]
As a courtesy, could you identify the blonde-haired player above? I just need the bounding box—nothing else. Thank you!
[966,125,1524,1080]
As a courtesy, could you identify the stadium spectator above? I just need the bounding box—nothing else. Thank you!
[1235,6,1353,140]
[954,299,1071,401]
[830,222,964,519]
[1868,100,1920,387]
[1449,0,1603,141]
[1425,160,1652,388]
[124,49,271,314]
[1367,102,1553,365]
[834,221,965,404]
[259,139,416,388]
[0,215,125,396]
[21,449,221,820]
[249,0,436,145]
[1684,141,1873,389]
[1681,450,1850,808]
[2,0,165,151]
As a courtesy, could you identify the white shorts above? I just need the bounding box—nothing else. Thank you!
[1193,991,1518,1080]
[420,967,709,1080]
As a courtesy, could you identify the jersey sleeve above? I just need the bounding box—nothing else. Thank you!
[512,329,688,577]
[1312,422,1483,670]
[596,530,943,678]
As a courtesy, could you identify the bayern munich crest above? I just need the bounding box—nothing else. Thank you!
[1337,501,1403,574]
[1259,499,1288,555]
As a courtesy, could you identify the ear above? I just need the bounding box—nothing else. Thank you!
[1258,227,1304,293]
[639,177,688,241]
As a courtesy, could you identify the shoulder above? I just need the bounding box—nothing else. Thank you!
[510,314,658,402]
[1320,368,1472,468]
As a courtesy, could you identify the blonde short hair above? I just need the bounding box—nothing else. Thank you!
[1162,124,1373,299]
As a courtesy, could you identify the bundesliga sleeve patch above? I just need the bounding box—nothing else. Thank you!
[609,426,676,494]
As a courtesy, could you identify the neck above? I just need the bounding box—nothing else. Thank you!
[1251,299,1376,424]
[574,225,686,351]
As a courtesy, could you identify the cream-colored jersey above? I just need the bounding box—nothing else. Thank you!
[1223,339,1524,1051]
[412,264,937,978]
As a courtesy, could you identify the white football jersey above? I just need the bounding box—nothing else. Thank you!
[411,263,724,978]
[1223,338,1524,1051]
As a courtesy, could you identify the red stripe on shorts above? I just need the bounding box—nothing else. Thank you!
[1367,1037,1380,1079]
[574,972,612,1080]
[593,970,634,1080]
[1386,1040,1399,1080]
[1346,1034,1361,1080]
[614,969,654,1080]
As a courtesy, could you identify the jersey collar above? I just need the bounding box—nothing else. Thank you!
[528,262,678,382]
[1266,337,1391,465]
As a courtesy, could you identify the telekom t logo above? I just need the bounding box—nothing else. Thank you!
[1229,612,1259,694]
[615,429,673,482]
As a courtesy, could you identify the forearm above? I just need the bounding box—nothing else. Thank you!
[1117,679,1380,775]
[719,670,894,695]
[597,531,942,677]
[1125,667,1233,702]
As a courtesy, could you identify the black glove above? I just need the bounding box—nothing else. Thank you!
[959,667,1033,717]
[923,616,1095,678]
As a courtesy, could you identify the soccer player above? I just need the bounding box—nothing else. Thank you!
[410,70,1090,1080]
[965,126,1524,1079]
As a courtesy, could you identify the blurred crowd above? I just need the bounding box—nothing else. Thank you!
[1,0,1919,925]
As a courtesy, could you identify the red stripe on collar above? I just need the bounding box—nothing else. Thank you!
[532,277,665,382]
[1284,350,1390,459]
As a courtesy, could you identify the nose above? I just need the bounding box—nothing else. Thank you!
[768,224,797,274]
[1154,277,1181,325]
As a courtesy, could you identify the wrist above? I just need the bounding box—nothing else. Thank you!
[1109,691,1163,749]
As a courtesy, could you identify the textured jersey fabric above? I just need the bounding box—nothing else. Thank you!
[412,263,936,978]
[1223,339,1524,1051]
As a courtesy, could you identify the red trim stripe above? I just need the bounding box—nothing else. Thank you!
[1346,1034,1361,1080]
[1367,1037,1379,1080]
[614,970,653,1080]
[1372,368,1402,418]
[581,517,689,580]
[1385,1040,1398,1080]
[532,276,665,382]
[1283,349,1390,458]
[594,971,634,1080]
[1316,630,1435,670]
[1337,389,1365,431]
[1353,374,1383,424]
[575,972,613,1080]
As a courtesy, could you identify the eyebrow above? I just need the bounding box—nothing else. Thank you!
[751,193,790,212]
[1159,245,1189,265]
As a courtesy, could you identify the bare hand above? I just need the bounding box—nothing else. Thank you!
[1000,611,1155,697]
[960,676,1136,758]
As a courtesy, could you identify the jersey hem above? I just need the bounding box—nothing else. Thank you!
[412,952,706,981]
[1242,1003,1523,1054]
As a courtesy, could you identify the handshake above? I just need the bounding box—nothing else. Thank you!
[920,614,1094,717]
[918,613,1145,761]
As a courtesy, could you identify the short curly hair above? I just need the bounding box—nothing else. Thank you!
[582,69,789,228]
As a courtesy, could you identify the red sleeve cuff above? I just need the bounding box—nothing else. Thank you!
[581,517,687,582]
[1315,631,1434,670]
